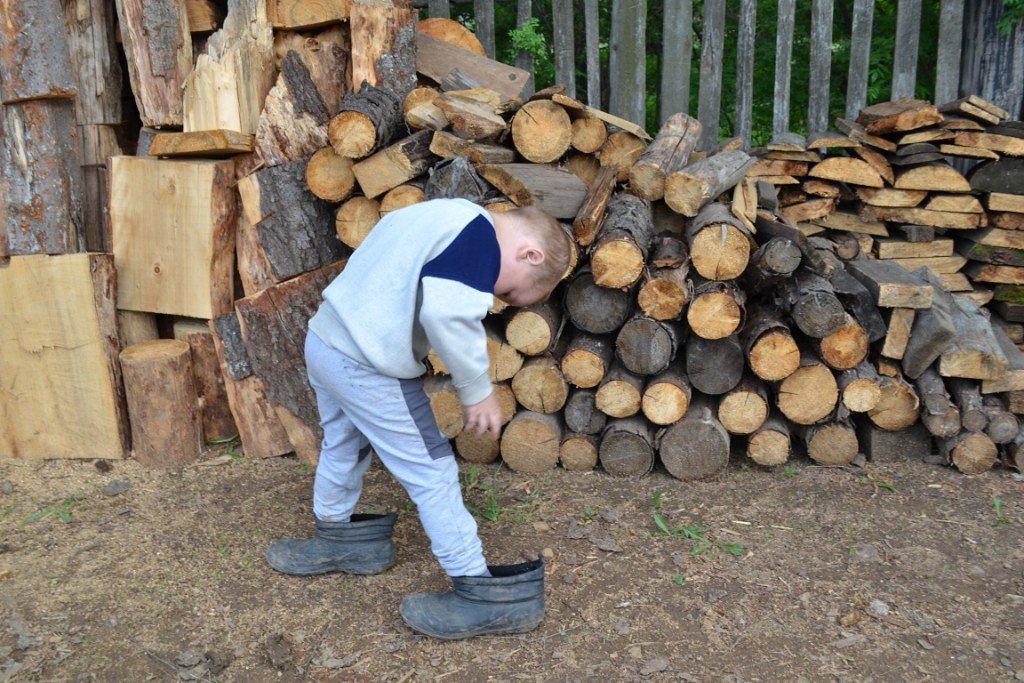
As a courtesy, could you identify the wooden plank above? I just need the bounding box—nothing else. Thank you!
[956,131,1024,157]
[935,0,965,105]
[515,0,535,98]
[964,263,1024,285]
[267,0,348,28]
[150,130,255,157]
[611,0,647,127]
[876,238,954,259]
[888,255,967,274]
[553,94,653,140]
[811,210,888,237]
[962,227,1024,251]
[772,0,796,135]
[552,0,575,98]
[807,0,834,134]
[988,193,1024,214]
[110,157,237,318]
[696,0,725,150]
[661,0,693,121]
[474,0,496,59]
[416,33,530,102]
[859,205,984,230]
[880,308,915,360]
[846,258,934,308]
[891,0,922,99]
[0,254,128,459]
[845,0,875,120]
[584,0,601,107]
[981,324,1024,393]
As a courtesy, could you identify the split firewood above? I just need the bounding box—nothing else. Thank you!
[429,130,515,164]
[939,95,1009,124]
[856,98,943,134]
[880,308,915,360]
[328,82,403,159]
[150,130,254,158]
[404,86,449,130]
[893,163,972,192]
[352,129,435,198]
[955,131,1024,157]
[476,163,588,219]
[572,166,619,247]
[981,325,1024,393]
[563,152,601,185]
[658,393,730,481]
[255,51,330,167]
[685,335,745,396]
[846,259,933,309]
[485,325,524,382]
[272,26,350,115]
[267,0,347,30]
[599,417,655,477]
[948,377,989,433]
[746,411,791,467]
[590,194,656,288]
[939,296,1009,380]
[637,234,691,321]
[424,157,491,203]
[436,89,509,140]
[424,375,464,438]
[664,149,755,217]
[629,113,702,201]
[598,132,646,182]
[969,157,1024,195]
[415,33,531,102]
[808,157,884,188]
[835,117,897,152]
[857,187,927,208]
[902,268,958,379]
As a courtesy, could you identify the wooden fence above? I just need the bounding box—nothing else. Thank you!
[420,0,1022,149]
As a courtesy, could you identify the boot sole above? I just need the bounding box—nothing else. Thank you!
[400,614,544,640]
[265,554,394,577]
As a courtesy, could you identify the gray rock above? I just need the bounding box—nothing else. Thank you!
[640,657,670,676]
[102,480,131,497]
[867,599,890,618]
[850,543,881,563]
[1,481,12,495]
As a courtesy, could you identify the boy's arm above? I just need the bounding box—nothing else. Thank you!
[419,276,494,407]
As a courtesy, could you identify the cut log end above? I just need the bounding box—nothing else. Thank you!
[687,292,742,340]
[747,429,790,467]
[691,225,751,281]
[777,364,838,425]
[641,382,690,426]
[638,279,688,321]
[748,331,801,381]
[591,240,645,289]
[328,111,376,158]
[335,196,381,249]
[842,379,883,413]
[806,423,859,466]
[500,412,561,473]
[560,434,598,471]
[306,147,355,202]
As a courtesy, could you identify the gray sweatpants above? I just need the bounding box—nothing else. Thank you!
[304,330,488,577]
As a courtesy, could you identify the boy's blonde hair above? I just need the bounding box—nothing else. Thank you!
[507,205,573,288]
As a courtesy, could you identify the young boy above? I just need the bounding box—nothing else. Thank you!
[266,198,571,639]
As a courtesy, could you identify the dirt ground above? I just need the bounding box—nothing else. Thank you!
[1,443,1022,682]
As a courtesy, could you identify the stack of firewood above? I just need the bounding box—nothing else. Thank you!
[3,0,1023,478]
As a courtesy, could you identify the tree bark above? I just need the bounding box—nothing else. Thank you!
[665,149,755,217]
[599,416,655,477]
[591,193,656,288]
[564,388,607,435]
[629,113,702,201]
[2,0,77,103]
[563,266,636,334]
[685,334,745,395]
[658,392,730,480]
[255,51,331,168]
[329,83,404,159]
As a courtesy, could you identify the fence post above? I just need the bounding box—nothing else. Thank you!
[959,0,1024,119]
[892,0,922,99]
[808,0,834,133]
[735,0,756,145]
[516,0,535,98]
[610,0,647,126]
[660,0,693,123]
[584,0,601,107]
[552,0,575,98]
[935,0,964,104]
[697,0,725,149]
[427,0,450,18]
[846,0,874,120]
[474,0,496,59]
[773,0,796,135]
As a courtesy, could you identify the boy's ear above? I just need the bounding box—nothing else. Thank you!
[522,246,545,265]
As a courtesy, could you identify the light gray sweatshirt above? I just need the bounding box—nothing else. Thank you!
[308,198,499,406]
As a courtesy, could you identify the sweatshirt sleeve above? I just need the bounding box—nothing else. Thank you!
[420,277,494,406]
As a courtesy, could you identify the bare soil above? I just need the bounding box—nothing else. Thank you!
[1,447,1022,682]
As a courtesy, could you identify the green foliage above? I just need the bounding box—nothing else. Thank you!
[993,496,1012,526]
[1000,0,1024,35]
[461,466,502,522]
[28,497,76,523]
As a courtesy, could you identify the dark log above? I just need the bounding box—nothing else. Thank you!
[902,268,958,379]
[599,417,655,477]
[685,334,745,395]
[564,388,607,435]
[424,156,491,203]
[846,258,933,309]
[1,0,77,103]
[828,268,888,343]
[857,420,932,463]
[563,266,636,334]
[755,213,832,276]
[948,377,989,433]
[777,271,846,339]
[968,157,1024,195]
[939,297,1009,380]
[914,366,962,439]
[658,392,730,480]
[741,237,801,291]
[982,396,1019,445]
[615,316,681,376]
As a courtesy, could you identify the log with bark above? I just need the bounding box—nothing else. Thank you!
[599,416,655,477]
[776,351,839,425]
[511,356,569,414]
[563,267,635,334]
[913,366,961,439]
[590,194,656,288]
[594,362,644,418]
[685,203,754,281]
[685,335,745,396]
[687,278,745,340]
[747,411,791,467]
[664,149,755,217]
[328,82,404,159]
[658,393,730,481]
[629,113,702,201]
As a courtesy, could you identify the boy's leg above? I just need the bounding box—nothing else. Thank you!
[321,359,487,577]
[309,373,373,522]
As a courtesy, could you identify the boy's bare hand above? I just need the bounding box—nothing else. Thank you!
[465,394,502,440]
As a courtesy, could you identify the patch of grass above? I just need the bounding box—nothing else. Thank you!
[783,465,798,478]
[650,489,664,512]
[28,497,77,523]
[673,574,685,586]
[583,506,596,523]
[993,497,1011,527]
[461,466,502,523]
[652,511,744,557]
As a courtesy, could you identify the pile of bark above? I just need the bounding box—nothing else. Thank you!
[2,0,1023,479]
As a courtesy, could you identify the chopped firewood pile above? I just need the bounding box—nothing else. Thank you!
[1,1,1022,479]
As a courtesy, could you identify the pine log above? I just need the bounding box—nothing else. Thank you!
[747,411,791,466]
[1,101,83,255]
[329,83,403,159]
[776,271,846,338]
[742,305,801,381]
[563,266,636,334]
[571,165,619,247]
[114,0,191,127]
[755,212,833,275]
[594,362,644,418]
[352,129,435,198]
[209,313,292,458]
[120,340,202,468]
[1,0,76,103]
[665,150,755,217]
[819,313,869,370]
[658,393,730,481]
[561,333,614,389]
[913,366,961,439]
[350,0,417,97]
[306,147,356,202]
[629,113,702,201]
[939,297,1009,380]
[511,356,568,414]
[839,361,883,413]
[570,116,608,154]
[717,376,769,435]
[486,325,524,381]
[641,367,692,426]
[776,352,838,425]
[867,374,921,431]
[615,316,681,376]
[687,278,745,340]
[598,131,646,182]
[982,397,1019,445]
[237,159,346,281]
[638,233,691,321]
[948,377,989,433]
[255,51,330,167]
[477,163,588,219]
[599,417,655,477]
[172,321,237,442]
[684,203,754,281]
[334,196,380,249]
[559,433,599,471]
[591,194,656,288]
[500,411,561,473]
[434,89,508,140]
[938,431,998,475]
[429,130,515,164]
[506,302,562,356]
[511,99,572,163]
[803,413,859,465]
[686,335,745,395]
[272,26,350,115]
[564,388,607,435]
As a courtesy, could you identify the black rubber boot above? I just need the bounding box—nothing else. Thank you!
[265,513,397,576]
[399,559,545,639]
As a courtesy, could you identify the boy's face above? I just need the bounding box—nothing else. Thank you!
[495,267,552,307]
